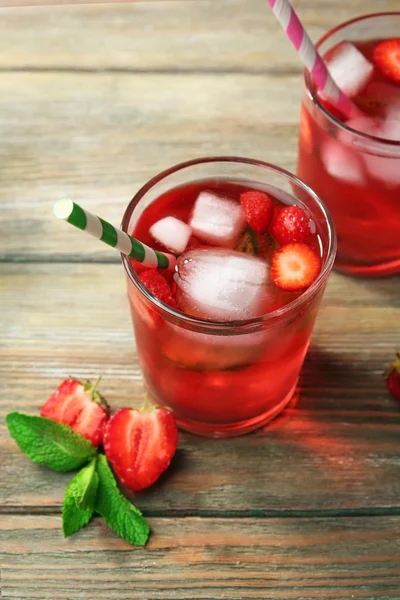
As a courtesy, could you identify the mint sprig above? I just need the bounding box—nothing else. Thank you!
[6,411,150,546]
[5,412,97,472]
[95,454,150,546]
[63,457,99,537]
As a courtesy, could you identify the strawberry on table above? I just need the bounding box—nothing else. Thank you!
[373,39,400,84]
[270,205,314,245]
[240,190,274,234]
[271,242,322,292]
[40,378,109,447]
[103,401,178,491]
[385,351,400,401]
[139,269,177,308]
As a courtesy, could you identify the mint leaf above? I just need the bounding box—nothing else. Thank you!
[63,457,99,537]
[5,412,97,472]
[95,454,150,546]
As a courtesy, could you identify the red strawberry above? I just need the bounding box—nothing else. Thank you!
[373,39,400,84]
[270,205,314,246]
[385,351,400,400]
[103,403,178,491]
[240,191,274,234]
[271,243,322,292]
[41,378,109,446]
[139,269,177,308]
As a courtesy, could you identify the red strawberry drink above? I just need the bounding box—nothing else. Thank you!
[122,158,336,437]
[297,13,400,277]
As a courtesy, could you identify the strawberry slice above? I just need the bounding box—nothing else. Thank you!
[139,269,177,308]
[373,39,400,84]
[240,191,274,234]
[270,205,314,246]
[271,243,322,292]
[103,403,178,491]
[40,378,109,446]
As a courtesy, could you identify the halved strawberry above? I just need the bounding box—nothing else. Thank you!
[139,269,177,308]
[40,378,109,446]
[103,403,178,491]
[271,243,322,292]
[270,205,314,246]
[373,39,400,84]
[240,190,274,234]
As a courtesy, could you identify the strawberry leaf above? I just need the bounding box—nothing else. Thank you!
[95,454,150,546]
[5,412,97,472]
[63,457,99,537]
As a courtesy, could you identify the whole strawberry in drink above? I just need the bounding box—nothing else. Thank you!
[122,157,335,437]
[103,400,178,491]
[41,378,109,446]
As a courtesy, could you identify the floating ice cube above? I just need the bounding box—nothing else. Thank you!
[345,112,400,186]
[321,139,365,185]
[189,191,246,247]
[380,105,400,142]
[326,42,373,98]
[175,248,268,321]
[363,155,400,188]
[150,216,192,254]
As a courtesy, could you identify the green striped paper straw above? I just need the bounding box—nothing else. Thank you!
[54,198,176,271]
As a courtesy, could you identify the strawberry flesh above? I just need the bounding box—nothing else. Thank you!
[139,269,177,308]
[373,39,400,84]
[103,406,178,491]
[240,191,274,234]
[271,243,322,292]
[40,378,109,446]
[270,205,314,246]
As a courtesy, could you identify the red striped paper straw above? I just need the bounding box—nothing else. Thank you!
[266,0,359,119]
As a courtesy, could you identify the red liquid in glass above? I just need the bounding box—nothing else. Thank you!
[297,39,400,276]
[126,179,326,436]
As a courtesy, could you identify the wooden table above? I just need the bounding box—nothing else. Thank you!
[1,1,400,598]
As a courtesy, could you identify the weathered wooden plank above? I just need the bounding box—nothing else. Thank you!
[0,71,301,260]
[1,263,399,513]
[0,1,397,67]
[1,515,400,599]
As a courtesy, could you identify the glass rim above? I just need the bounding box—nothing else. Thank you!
[304,11,400,148]
[121,156,336,330]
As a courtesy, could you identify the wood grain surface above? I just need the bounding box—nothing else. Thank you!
[2,516,400,599]
[1,0,400,598]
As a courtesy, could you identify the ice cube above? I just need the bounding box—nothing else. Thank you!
[174,248,268,321]
[150,216,192,254]
[380,105,400,142]
[189,191,246,247]
[326,42,373,98]
[363,154,400,188]
[321,139,365,184]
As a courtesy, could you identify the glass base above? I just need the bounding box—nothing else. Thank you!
[174,383,297,438]
[334,256,400,278]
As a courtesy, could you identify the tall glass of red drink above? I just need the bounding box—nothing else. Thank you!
[122,157,336,437]
[297,13,400,277]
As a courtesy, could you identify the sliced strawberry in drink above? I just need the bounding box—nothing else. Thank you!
[271,243,322,292]
[373,39,400,84]
[139,269,177,308]
[270,205,314,246]
[103,404,178,491]
[40,378,109,446]
[240,190,274,234]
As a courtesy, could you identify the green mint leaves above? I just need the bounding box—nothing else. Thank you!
[63,457,99,537]
[6,411,150,547]
[95,455,150,546]
[5,412,97,472]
